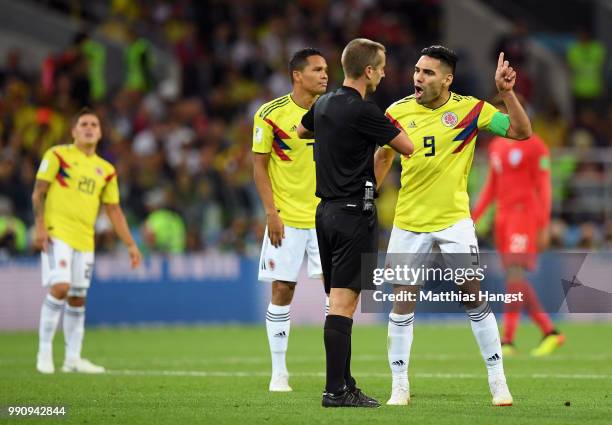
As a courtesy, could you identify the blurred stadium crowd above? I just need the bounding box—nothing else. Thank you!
[0,0,611,257]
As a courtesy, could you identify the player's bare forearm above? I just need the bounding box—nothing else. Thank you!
[253,152,285,247]
[374,147,395,190]
[494,53,531,140]
[388,131,414,156]
[253,153,278,216]
[32,180,50,251]
[105,203,141,268]
[296,123,314,139]
[104,203,136,247]
[500,90,532,140]
[31,180,50,224]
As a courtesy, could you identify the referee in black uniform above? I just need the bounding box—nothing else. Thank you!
[297,38,413,408]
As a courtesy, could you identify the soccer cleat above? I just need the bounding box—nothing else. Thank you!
[501,342,518,357]
[62,358,105,374]
[531,332,565,357]
[489,376,513,406]
[350,387,381,407]
[322,387,380,408]
[269,373,292,392]
[386,380,410,405]
[36,352,55,374]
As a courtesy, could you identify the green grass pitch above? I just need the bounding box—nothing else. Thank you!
[1,322,610,424]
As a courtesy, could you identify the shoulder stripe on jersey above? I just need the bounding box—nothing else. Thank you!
[455,99,484,128]
[261,99,290,119]
[272,140,292,161]
[258,97,287,118]
[53,151,70,187]
[264,117,292,161]
[53,151,69,168]
[452,100,484,154]
[104,172,116,183]
[263,118,291,140]
[260,96,290,118]
[260,95,288,113]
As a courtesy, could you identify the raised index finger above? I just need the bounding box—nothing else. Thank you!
[497,52,504,68]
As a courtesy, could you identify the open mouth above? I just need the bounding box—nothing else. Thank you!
[415,86,424,99]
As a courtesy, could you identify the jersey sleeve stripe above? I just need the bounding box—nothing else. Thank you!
[452,125,479,153]
[104,172,116,182]
[53,151,70,169]
[53,151,70,187]
[451,100,485,153]
[272,139,292,161]
[263,117,291,140]
[454,100,484,128]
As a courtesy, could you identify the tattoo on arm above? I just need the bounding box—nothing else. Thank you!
[32,180,50,221]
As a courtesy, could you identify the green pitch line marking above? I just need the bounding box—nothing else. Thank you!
[88,353,610,365]
[105,370,611,380]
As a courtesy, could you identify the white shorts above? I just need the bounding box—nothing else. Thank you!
[386,219,480,284]
[388,218,479,254]
[41,238,95,288]
[258,225,322,282]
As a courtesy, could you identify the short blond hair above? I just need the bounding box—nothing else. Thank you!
[341,38,386,79]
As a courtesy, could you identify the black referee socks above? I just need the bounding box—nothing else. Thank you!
[324,315,354,394]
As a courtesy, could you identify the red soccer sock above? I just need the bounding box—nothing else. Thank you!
[521,282,555,335]
[502,280,527,344]
[502,311,520,344]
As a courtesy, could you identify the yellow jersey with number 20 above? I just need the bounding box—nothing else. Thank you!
[36,144,119,252]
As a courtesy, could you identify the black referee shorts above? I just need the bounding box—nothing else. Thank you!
[316,199,378,294]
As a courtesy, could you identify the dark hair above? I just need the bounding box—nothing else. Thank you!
[72,107,99,127]
[289,48,323,83]
[420,45,458,74]
[341,38,386,79]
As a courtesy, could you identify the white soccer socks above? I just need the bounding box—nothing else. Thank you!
[387,312,414,405]
[467,302,513,406]
[466,302,504,376]
[37,294,65,373]
[63,305,86,363]
[266,303,291,391]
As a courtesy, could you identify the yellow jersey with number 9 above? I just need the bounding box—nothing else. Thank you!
[36,144,119,251]
[385,93,509,232]
[252,94,319,229]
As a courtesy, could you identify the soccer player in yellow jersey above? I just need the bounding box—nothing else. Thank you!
[375,46,532,406]
[33,108,142,374]
[252,48,328,392]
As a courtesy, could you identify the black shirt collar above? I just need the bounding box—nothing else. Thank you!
[340,86,362,97]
